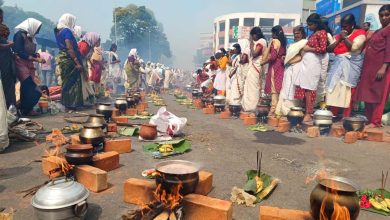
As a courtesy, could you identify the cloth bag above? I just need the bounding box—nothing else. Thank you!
[149,107,187,136]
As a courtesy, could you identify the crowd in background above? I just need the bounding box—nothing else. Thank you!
[195,4,390,128]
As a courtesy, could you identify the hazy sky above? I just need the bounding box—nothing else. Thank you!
[3,0,302,69]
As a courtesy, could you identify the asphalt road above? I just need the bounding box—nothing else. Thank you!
[0,94,389,220]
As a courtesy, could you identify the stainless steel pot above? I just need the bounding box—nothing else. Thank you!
[96,103,114,122]
[32,177,89,220]
[313,109,333,126]
[86,114,106,129]
[213,95,226,105]
[343,117,366,132]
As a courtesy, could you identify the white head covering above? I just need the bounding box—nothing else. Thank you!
[57,13,76,31]
[129,48,137,57]
[15,18,42,38]
[82,32,100,47]
[73,25,82,38]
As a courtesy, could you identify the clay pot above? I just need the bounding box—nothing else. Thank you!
[139,124,157,140]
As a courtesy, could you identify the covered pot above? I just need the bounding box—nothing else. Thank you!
[313,109,333,126]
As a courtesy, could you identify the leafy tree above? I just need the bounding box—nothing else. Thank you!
[111,4,172,63]
[2,5,55,41]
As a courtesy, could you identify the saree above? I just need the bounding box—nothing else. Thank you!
[57,50,83,108]
[125,62,139,89]
[0,37,16,108]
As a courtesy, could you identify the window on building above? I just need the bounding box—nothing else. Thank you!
[219,37,225,45]
[259,18,274,27]
[279,19,295,27]
[219,21,225,32]
[229,18,239,29]
[244,18,255,27]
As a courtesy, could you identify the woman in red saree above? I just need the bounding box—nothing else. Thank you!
[354,5,390,128]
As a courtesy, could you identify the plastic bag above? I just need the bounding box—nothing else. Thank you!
[149,107,187,136]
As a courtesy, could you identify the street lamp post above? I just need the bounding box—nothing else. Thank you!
[148,30,151,62]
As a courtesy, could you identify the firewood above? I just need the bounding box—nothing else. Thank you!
[153,211,169,220]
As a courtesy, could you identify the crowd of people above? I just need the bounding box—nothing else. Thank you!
[0,10,185,117]
[195,5,390,128]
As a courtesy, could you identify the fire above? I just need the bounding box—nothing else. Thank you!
[319,185,350,220]
[154,181,183,210]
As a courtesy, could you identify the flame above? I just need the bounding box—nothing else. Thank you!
[319,183,350,220]
[153,175,184,211]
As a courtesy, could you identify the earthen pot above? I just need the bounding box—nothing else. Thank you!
[139,124,157,140]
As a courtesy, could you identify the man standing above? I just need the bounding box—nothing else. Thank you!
[39,46,53,86]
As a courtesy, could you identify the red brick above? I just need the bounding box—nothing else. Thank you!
[366,128,384,142]
[71,134,81,145]
[240,112,251,120]
[136,104,146,113]
[112,108,119,117]
[42,156,67,178]
[267,117,279,127]
[344,131,358,144]
[112,116,128,124]
[104,138,132,154]
[126,108,137,116]
[220,111,231,119]
[195,171,213,196]
[123,178,156,205]
[107,123,117,132]
[307,126,320,138]
[194,99,204,109]
[75,165,107,192]
[330,125,345,137]
[259,206,312,220]
[183,194,233,220]
[203,107,215,114]
[277,121,291,133]
[244,116,257,125]
[92,151,119,172]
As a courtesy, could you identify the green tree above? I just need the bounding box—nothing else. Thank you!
[111,4,172,63]
[2,6,55,41]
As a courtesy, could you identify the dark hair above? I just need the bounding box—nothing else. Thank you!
[250,27,265,39]
[320,16,333,35]
[379,4,390,13]
[110,43,117,51]
[293,25,307,39]
[196,69,202,74]
[307,13,326,31]
[341,13,357,28]
[271,25,287,48]
[220,48,227,55]
[363,21,371,27]
[232,43,241,54]
[210,56,215,61]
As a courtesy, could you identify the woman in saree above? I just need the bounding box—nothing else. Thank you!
[124,48,140,89]
[242,27,267,112]
[13,18,45,115]
[0,18,16,109]
[90,40,104,97]
[275,26,307,116]
[294,13,329,122]
[228,44,243,105]
[78,32,100,105]
[354,5,390,128]
[213,50,228,95]
[262,25,287,116]
[325,14,366,118]
[54,13,84,109]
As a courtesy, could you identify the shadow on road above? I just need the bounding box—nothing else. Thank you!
[253,131,306,145]
[0,166,32,181]
[0,185,5,193]
[1,141,39,154]
[85,203,102,220]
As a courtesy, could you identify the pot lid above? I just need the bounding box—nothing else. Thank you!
[314,109,333,117]
[32,178,89,209]
[213,95,226,100]
[318,176,359,192]
[290,107,304,111]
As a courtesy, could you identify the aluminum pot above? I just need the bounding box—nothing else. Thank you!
[313,109,333,126]
[95,104,114,122]
[310,176,360,220]
[79,123,105,149]
[155,160,200,196]
[115,98,127,115]
[126,96,135,108]
[287,107,304,126]
[32,177,89,220]
[213,95,226,105]
[192,89,202,98]
[86,114,106,129]
[343,117,366,132]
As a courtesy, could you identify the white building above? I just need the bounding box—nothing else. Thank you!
[213,12,301,51]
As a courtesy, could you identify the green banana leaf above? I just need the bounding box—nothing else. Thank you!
[244,170,276,202]
[358,189,390,216]
[248,124,268,132]
[119,127,139,136]
[143,139,191,159]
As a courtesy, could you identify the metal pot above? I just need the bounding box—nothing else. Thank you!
[155,160,200,196]
[192,89,202,98]
[313,109,333,126]
[96,103,114,122]
[79,123,105,150]
[343,117,366,132]
[229,104,242,118]
[133,93,141,105]
[115,98,127,115]
[310,176,360,220]
[213,95,226,105]
[287,107,304,126]
[65,145,94,165]
[86,114,106,129]
[126,96,135,108]
[32,177,89,220]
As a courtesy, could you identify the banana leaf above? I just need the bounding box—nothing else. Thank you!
[244,170,278,202]
[142,139,191,159]
[119,127,139,136]
[358,189,390,216]
[248,124,268,132]
[126,115,153,120]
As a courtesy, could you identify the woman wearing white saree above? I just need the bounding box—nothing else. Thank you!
[241,27,267,112]
[229,43,248,105]
[275,26,307,116]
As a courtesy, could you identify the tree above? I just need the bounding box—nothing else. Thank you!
[111,4,172,63]
[2,6,56,42]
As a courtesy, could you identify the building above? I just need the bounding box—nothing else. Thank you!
[316,0,390,34]
[194,33,214,68]
[302,0,317,22]
[213,12,301,51]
